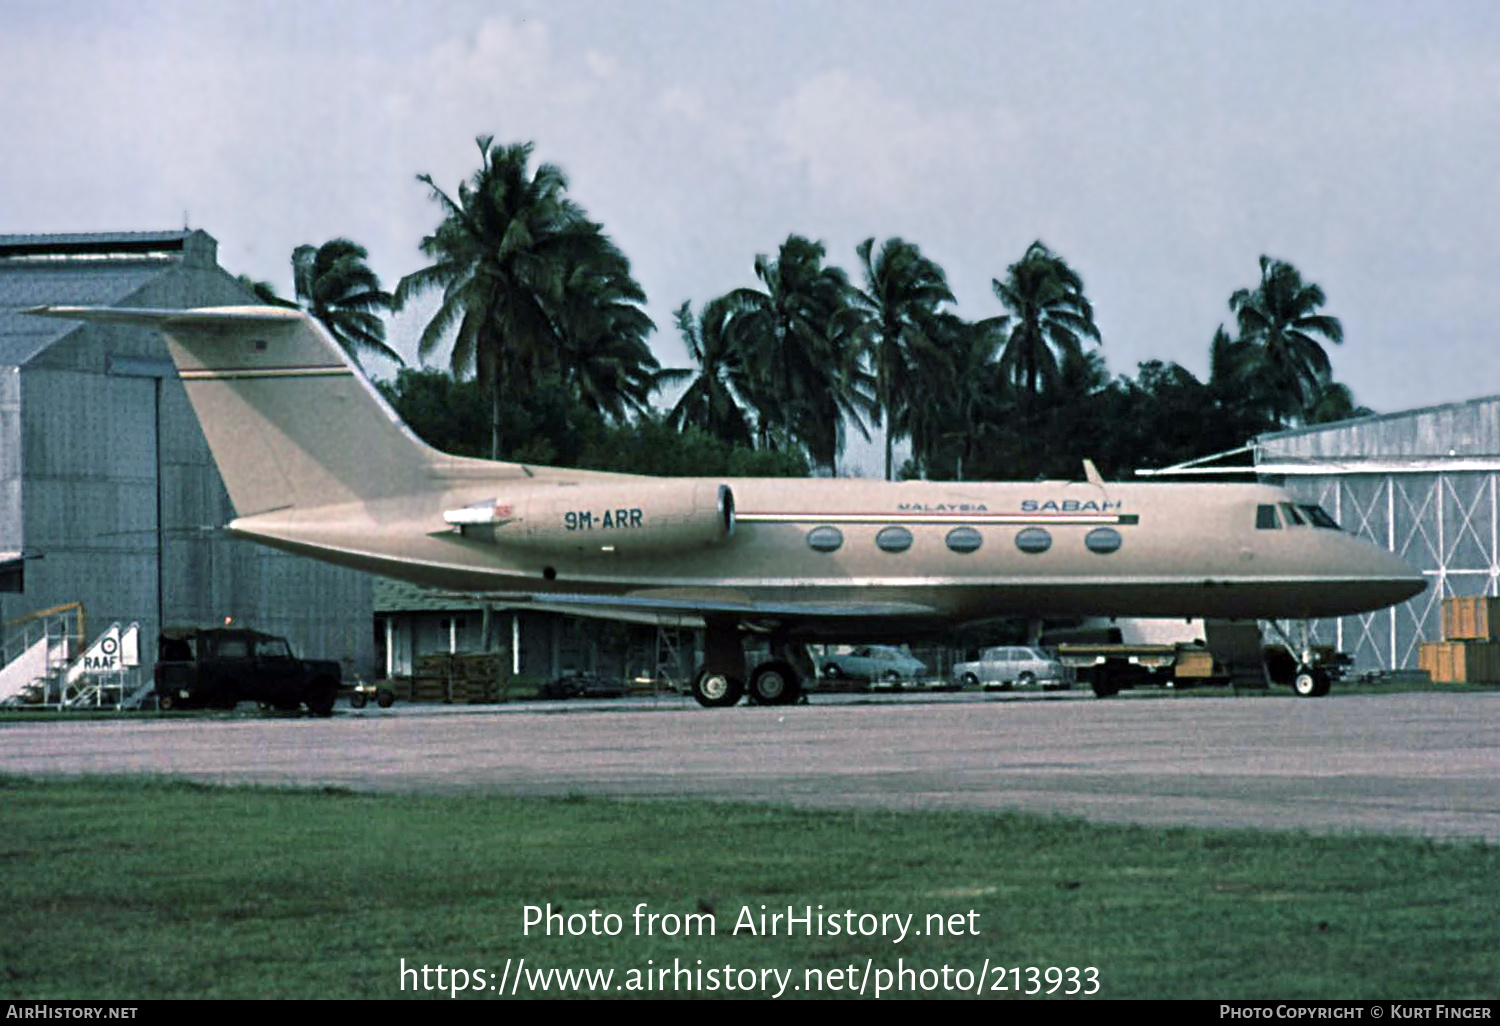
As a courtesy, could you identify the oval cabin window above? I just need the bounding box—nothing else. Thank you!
[945,527,983,554]
[806,526,844,553]
[1085,527,1122,554]
[1015,528,1052,554]
[875,526,914,553]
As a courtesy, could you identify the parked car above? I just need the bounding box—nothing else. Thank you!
[952,646,1072,690]
[820,645,927,684]
[154,626,342,714]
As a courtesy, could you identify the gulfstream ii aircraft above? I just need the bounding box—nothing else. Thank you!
[29,305,1426,706]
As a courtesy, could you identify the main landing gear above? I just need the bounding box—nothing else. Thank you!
[689,618,805,708]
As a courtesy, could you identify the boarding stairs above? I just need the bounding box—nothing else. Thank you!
[0,605,147,709]
[0,602,83,707]
[59,622,145,709]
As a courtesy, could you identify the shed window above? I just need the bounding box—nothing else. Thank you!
[876,526,914,553]
[1015,527,1052,554]
[806,526,844,553]
[945,527,983,554]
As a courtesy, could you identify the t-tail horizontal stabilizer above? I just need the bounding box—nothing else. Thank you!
[25,305,444,516]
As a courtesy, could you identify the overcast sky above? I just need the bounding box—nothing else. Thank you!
[5,0,1499,469]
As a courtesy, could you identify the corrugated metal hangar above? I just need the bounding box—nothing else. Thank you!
[1253,401,1500,675]
[0,230,373,691]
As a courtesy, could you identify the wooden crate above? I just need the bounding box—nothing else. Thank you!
[1418,640,1500,683]
[1440,597,1500,641]
[1173,649,1217,679]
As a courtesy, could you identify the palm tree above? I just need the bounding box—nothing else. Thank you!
[1305,380,1373,425]
[395,136,641,459]
[726,235,873,472]
[991,241,1102,400]
[664,297,756,449]
[291,239,400,367]
[235,274,296,308]
[853,237,956,480]
[1227,255,1344,426]
[550,248,660,422]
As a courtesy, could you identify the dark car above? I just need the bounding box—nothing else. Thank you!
[154,627,341,715]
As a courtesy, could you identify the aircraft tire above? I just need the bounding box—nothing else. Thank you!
[1292,667,1331,698]
[692,670,744,708]
[748,661,802,706]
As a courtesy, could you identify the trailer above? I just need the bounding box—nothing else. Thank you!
[1047,620,1270,697]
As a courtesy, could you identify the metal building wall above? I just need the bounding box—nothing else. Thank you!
[3,234,373,676]
[0,367,19,560]
[1258,398,1500,673]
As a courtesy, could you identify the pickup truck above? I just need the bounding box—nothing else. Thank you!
[154,627,342,715]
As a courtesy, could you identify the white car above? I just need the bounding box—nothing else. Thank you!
[820,646,927,685]
[952,646,1072,690]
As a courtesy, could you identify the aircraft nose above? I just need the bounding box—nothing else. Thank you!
[1369,546,1428,606]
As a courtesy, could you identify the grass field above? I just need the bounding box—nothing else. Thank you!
[0,775,1494,1000]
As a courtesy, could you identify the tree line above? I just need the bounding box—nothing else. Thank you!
[246,135,1369,481]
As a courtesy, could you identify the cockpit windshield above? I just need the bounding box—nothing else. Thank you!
[1299,504,1341,530]
[1256,503,1341,530]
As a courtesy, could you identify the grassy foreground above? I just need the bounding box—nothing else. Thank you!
[0,776,1493,1000]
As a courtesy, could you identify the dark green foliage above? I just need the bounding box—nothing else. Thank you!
[293,238,401,367]
[396,136,656,458]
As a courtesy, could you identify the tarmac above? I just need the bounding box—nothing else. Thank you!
[1,689,1495,841]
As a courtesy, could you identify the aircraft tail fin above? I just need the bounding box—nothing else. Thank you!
[26,305,451,516]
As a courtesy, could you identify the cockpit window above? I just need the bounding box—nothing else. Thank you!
[1299,504,1341,530]
[1280,503,1306,527]
[1256,505,1280,530]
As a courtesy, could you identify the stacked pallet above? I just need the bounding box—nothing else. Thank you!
[399,650,512,702]
[1419,598,1500,683]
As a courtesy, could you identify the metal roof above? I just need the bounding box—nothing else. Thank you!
[0,261,167,366]
[0,230,217,367]
[1257,395,1500,464]
[0,230,198,256]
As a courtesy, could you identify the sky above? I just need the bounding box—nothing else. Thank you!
[4,0,1499,471]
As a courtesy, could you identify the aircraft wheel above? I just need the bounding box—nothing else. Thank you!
[1292,667,1331,698]
[748,661,801,706]
[691,670,744,708]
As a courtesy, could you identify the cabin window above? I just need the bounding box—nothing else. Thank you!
[806,526,844,553]
[1300,504,1341,530]
[876,526,914,553]
[1085,527,1122,554]
[1015,527,1052,554]
[1256,504,1280,530]
[1280,503,1307,526]
[945,527,983,554]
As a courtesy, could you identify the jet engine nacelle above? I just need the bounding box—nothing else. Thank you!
[446,481,735,555]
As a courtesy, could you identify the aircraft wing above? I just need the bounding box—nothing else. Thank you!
[426,588,943,634]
